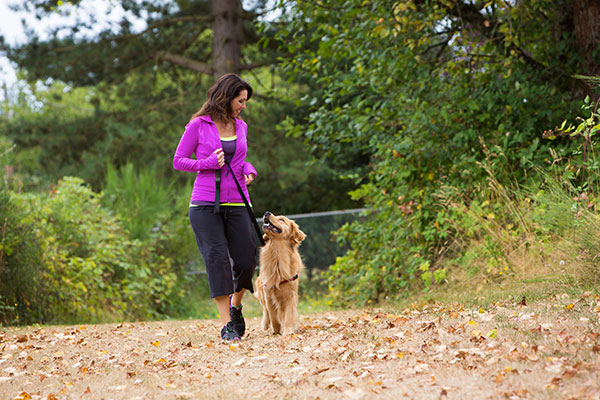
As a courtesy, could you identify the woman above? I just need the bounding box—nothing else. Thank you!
[173,73,257,341]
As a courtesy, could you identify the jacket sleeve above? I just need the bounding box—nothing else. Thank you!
[238,120,257,177]
[173,121,220,172]
[243,161,257,177]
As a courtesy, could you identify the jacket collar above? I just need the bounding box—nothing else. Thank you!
[198,114,242,126]
[197,115,214,124]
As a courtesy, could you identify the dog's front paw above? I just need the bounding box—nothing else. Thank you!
[260,314,270,331]
[261,320,269,331]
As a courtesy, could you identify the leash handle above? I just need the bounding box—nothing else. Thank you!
[223,159,265,246]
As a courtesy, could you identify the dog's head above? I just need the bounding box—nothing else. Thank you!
[262,211,306,245]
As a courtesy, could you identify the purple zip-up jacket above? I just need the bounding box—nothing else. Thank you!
[173,115,257,204]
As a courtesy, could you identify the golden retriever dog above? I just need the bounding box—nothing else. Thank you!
[255,211,306,335]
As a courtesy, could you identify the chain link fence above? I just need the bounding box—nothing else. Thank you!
[186,208,367,278]
[276,208,366,278]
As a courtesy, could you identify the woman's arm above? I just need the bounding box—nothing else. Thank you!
[173,122,220,172]
[242,161,257,178]
[243,162,257,184]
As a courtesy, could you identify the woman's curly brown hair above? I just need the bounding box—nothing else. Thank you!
[191,73,253,123]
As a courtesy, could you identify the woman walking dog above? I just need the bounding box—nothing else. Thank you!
[173,73,257,341]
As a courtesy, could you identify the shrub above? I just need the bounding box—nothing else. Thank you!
[1,176,185,325]
[0,186,47,325]
[102,162,174,240]
[101,161,205,317]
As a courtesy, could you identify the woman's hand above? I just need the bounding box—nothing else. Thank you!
[214,148,225,167]
[244,173,255,185]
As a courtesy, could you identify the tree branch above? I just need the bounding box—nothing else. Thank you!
[153,51,213,74]
[448,1,546,70]
[241,62,274,71]
[152,51,275,75]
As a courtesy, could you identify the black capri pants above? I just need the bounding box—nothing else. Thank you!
[189,205,257,298]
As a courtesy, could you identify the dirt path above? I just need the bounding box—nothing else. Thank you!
[1,294,599,400]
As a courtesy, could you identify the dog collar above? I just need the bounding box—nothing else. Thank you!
[280,274,298,285]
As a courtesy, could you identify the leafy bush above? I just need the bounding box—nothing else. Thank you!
[0,186,46,325]
[0,137,46,324]
[100,161,207,317]
[102,162,174,240]
[1,176,186,325]
[277,0,585,304]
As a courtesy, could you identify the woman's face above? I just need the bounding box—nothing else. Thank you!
[230,89,248,118]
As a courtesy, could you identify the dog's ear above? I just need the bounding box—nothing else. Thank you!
[291,222,306,245]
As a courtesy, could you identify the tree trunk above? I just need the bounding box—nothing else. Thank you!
[573,0,600,95]
[211,0,243,80]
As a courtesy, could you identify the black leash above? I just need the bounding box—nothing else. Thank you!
[222,159,265,246]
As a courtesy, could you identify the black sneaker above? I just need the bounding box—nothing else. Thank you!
[229,304,245,337]
[220,322,241,341]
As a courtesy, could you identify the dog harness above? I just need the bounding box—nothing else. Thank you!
[280,274,298,285]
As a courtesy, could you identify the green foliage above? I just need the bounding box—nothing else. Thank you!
[2,59,357,217]
[0,186,46,325]
[2,0,355,215]
[0,137,45,324]
[2,1,211,86]
[230,69,361,215]
[2,75,207,190]
[275,0,589,304]
[546,94,600,193]
[102,162,174,240]
[0,176,187,325]
[441,165,600,294]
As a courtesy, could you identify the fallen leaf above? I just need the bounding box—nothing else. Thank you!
[233,357,246,366]
[417,320,436,332]
[518,296,527,306]
[494,372,505,383]
[313,367,330,375]
[16,336,28,343]
[562,367,577,378]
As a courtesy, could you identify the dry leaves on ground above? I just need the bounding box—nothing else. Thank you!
[1,293,599,399]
